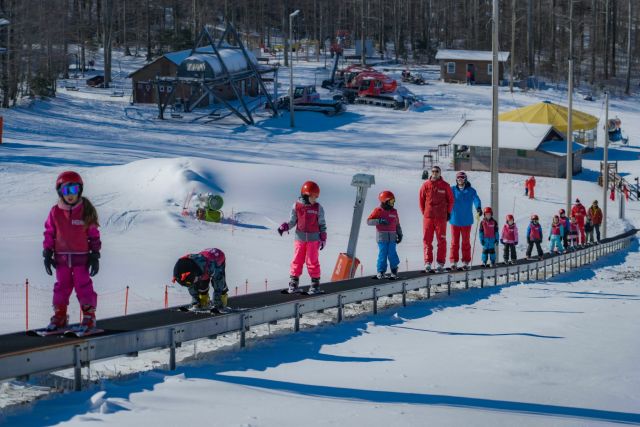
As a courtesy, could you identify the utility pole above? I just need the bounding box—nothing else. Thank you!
[510,0,516,93]
[289,9,300,128]
[361,0,366,65]
[566,0,574,217]
[603,92,609,239]
[491,0,500,219]
[527,0,533,77]
[624,0,632,95]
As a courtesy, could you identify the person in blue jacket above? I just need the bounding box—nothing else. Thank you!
[479,207,499,267]
[449,171,482,270]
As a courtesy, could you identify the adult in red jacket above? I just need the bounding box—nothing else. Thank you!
[571,198,587,244]
[525,176,536,199]
[419,165,454,272]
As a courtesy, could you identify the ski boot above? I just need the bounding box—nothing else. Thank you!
[46,305,69,332]
[307,278,321,294]
[388,268,398,280]
[462,262,470,271]
[436,263,445,273]
[450,263,458,271]
[288,276,301,293]
[79,305,96,331]
[375,272,385,279]
[213,293,228,313]
[424,263,432,273]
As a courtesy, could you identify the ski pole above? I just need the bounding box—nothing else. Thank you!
[471,214,481,263]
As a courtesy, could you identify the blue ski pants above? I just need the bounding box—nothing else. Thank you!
[549,235,564,253]
[377,241,400,273]
[481,239,497,264]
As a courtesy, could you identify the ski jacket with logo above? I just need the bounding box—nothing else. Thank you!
[501,223,518,244]
[449,182,482,226]
[479,218,499,243]
[419,177,454,220]
[179,248,227,294]
[367,206,402,242]
[526,222,543,242]
[287,197,327,242]
[43,200,101,255]
[571,204,587,224]
[588,206,603,225]
[550,223,565,236]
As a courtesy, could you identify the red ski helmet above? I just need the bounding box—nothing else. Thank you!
[483,207,493,215]
[553,215,560,221]
[455,171,467,181]
[300,181,320,198]
[56,171,83,198]
[378,190,395,203]
[531,214,539,221]
[559,208,566,216]
[506,214,514,222]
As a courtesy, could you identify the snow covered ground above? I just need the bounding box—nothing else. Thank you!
[0,49,639,425]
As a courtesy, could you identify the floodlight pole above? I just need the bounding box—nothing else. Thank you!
[603,92,609,238]
[490,0,499,219]
[289,9,300,128]
[347,174,375,278]
[566,0,574,217]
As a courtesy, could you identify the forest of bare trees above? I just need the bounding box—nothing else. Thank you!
[0,0,637,108]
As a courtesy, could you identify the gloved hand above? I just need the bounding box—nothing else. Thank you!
[43,249,55,276]
[548,236,551,241]
[378,218,389,225]
[88,252,100,277]
[319,232,327,250]
[447,212,451,221]
[476,208,482,217]
[277,222,290,236]
[500,239,504,245]
[515,241,518,245]
[495,240,499,246]
[396,234,403,244]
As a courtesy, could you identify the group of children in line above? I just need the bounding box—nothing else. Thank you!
[41,171,604,332]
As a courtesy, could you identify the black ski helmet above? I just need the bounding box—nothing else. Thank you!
[172,257,203,287]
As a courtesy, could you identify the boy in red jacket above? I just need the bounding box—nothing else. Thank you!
[367,191,403,279]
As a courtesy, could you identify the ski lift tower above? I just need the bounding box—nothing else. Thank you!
[331,173,375,281]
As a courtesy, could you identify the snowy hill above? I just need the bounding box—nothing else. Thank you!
[1,51,639,425]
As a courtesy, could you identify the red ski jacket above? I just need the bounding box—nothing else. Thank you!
[419,177,454,220]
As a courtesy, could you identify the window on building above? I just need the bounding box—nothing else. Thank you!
[488,63,493,75]
[167,85,173,93]
[447,62,456,74]
[517,149,527,157]
[159,85,165,92]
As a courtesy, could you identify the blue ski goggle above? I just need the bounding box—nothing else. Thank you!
[61,183,81,196]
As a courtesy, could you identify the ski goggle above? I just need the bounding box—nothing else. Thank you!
[386,198,395,206]
[60,183,81,196]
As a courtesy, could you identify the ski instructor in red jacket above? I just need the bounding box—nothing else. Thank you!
[419,165,454,272]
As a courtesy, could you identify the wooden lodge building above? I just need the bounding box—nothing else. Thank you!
[435,49,510,84]
[449,120,585,178]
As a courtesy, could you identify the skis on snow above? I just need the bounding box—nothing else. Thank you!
[27,326,104,338]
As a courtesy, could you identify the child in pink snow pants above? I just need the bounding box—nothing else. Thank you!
[278,181,327,293]
[43,171,101,331]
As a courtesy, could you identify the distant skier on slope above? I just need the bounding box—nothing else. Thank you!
[525,176,536,199]
[43,171,101,333]
[172,248,228,311]
[278,181,327,294]
[419,165,454,273]
[367,190,403,279]
[449,171,482,270]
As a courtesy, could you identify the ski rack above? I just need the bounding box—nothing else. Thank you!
[0,229,636,391]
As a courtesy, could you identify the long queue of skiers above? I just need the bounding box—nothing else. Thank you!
[38,169,605,333]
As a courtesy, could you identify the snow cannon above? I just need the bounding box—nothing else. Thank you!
[331,174,375,282]
[195,193,224,222]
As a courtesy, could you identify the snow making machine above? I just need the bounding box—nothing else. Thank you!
[607,118,629,145]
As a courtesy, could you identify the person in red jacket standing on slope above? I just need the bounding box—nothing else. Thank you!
[525,176,536,199]
[571,198,587,245]
[419,165,454,273]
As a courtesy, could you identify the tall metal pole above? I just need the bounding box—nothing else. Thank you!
[566,0,574,216]
[490,0,500,218]
[289,10,300,128]
[361,0,366,65]
[603,92,609,238]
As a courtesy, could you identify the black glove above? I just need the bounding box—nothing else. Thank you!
[476,208,482,217]
[378,218,389,225]
[88,252,100,277]
[396,234,403,244]
[43,249,55,276]
[548,236,550,241]
[447,212,451,221]
[500,239,504,245]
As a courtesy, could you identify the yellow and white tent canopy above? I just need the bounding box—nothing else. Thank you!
[499,101,598,133]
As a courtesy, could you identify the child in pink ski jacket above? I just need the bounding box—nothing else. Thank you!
[43,171,101,331]
[500,214,518,264]
[278,181,326,294]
